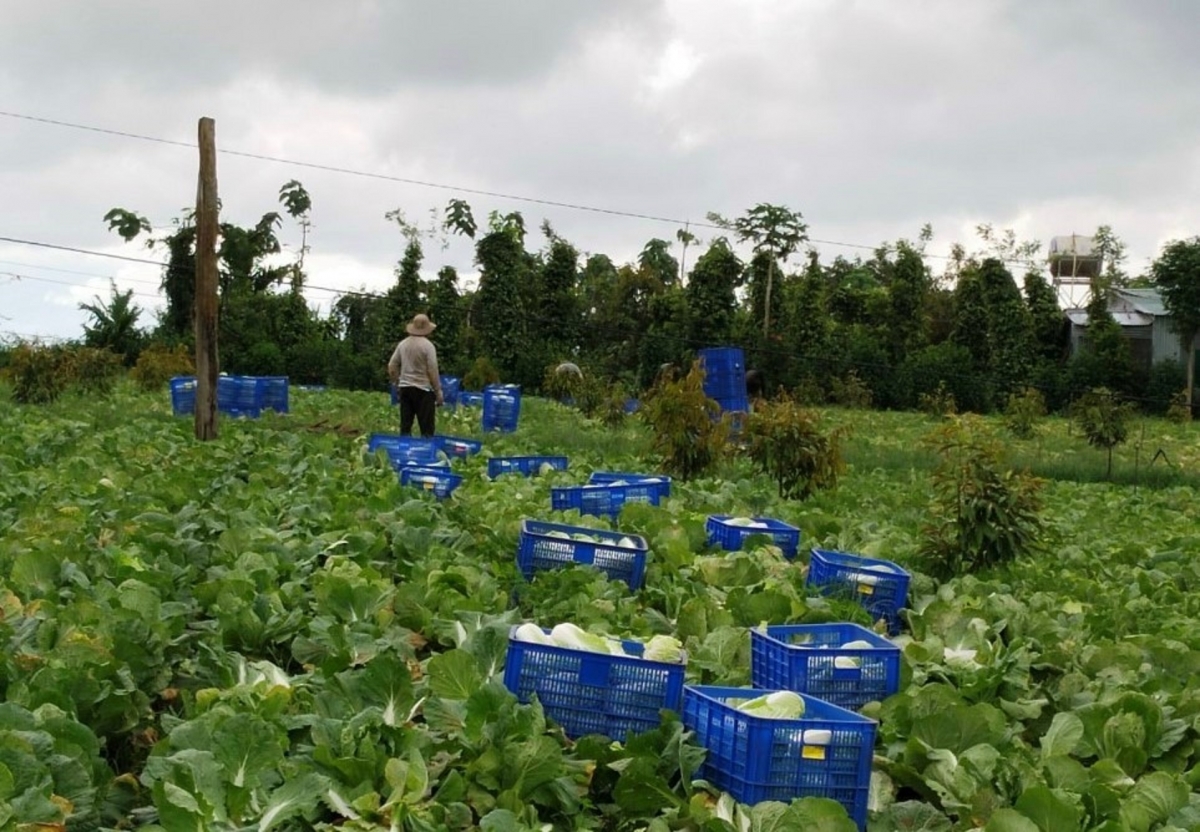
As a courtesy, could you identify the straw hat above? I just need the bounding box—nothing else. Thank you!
[406,313,437,336]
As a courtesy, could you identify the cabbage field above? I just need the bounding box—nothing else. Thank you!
[3,386,1200,831]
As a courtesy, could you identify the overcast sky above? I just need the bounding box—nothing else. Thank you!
[2,0,1198,340]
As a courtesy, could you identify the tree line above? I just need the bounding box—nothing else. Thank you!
[64,182,1200,416]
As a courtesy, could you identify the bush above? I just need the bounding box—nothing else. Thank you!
[1004,386,1047,439]
[918,381,957,419]
[1072,387,1135,478]
[64,347,124,395]
[897,342,991,413]
[919,415,1045,579]
[828,370,872,409]
[463,356,501,390]
[792,375,826,406]
[6,342,70,404]
[131,343,196,391]
[745,395,848,500]
[1145,359,1186,416]
[1167,390,1192,424]
[641,360,728,480]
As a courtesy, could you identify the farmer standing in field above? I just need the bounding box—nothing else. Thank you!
[388,313,444,438]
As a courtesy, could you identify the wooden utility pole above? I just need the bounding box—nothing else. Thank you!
[194,117,220,440]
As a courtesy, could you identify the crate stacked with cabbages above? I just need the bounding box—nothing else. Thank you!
[503,467,912,831]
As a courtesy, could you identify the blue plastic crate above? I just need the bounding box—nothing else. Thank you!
[441,375,461,407]
[715,395,750,414]
[460,391,484,407]
[503,626,686,740]
[434,434,482,459]
[487,456,569,478]
[216,375,267,417]
[295,384,327,392]
[170,376,196,416]
[682,685,875,828]
[624,398,641,414]
[260,376,289,413]
[551,482,662,520]
[483,386,522,433]
[806,549,911,635]
[587,472,672,500]
[399,466,463,499]
[367,434,442,467]
[750,623,901,711]
[706,515,801,559]
[517,520,647,590]
[699,347,747,399]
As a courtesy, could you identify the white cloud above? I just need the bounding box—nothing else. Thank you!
[2,0,1199,341]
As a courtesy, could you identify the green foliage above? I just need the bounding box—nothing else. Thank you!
[1167,390,1192,423]
[463,356,501,391]
[64,346,125,396]
[898,342,989,414]
[745,395,847,499]
[474,229,528,381]
[919,416,1045,579]
[1003,387,1047,439]
[79,280,144,365]
[1078,289,1135,394]
[829,370,872,409]
[685,239,741,346]
[1023,271,1067,360]
[641,360,728,479]
[1151,237,1200,399]
[1072,387,1135,477]
[709,203,808,335]
[5,343,124,403]
[638,238,679,287]
[918,381,957,419]
[1145,358,1186,416]
[6,342,70,404]
[542,363,583,403]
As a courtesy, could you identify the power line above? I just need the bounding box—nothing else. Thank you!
[0,109,1041,266]
[0,270,164,300]
[0,258,117,278]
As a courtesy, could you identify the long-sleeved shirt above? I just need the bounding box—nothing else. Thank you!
[388,336,440,392]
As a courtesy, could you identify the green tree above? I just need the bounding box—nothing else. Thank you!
[1023,270,1066,360]
[278,180,312,290]
[474,225,528,382]
[950,267,991,374]
[428,266,464,374]
[1079,287,1134,394]
[676,226,699,284]
[1072,387,1134,477]
[685,239,741,347]
[709,203,808,336]
[1150,237,1200,406]
[638,238,679,287]
[539,237,581,358]
[977,258,1034,401]
[388,239,426,327]
[884,240,931,362]
[78,280,144,365]
[443,198,478,239]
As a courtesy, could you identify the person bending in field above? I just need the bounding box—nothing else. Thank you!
[745,369,764,400]
[387,313,444,438]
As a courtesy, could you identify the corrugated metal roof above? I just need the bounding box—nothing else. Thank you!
[1065,309,1153,327]
[1114,287,1168,316]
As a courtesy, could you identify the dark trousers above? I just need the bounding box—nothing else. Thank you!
[399,386,436,438]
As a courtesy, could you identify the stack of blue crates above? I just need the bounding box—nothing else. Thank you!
[698,347,748,413]
[483,384,521,433]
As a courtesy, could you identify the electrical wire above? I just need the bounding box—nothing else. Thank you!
[0,109,1044,266]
